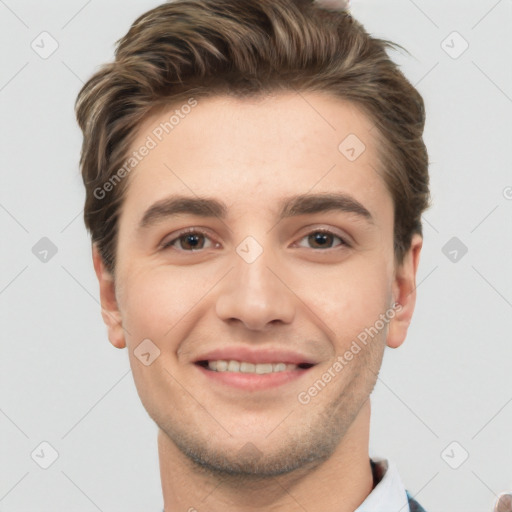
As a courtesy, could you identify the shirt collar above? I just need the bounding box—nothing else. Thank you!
[354,457,410,512]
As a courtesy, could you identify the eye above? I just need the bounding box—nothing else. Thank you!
[296,229,349,250]
[160,227,350,253]
[160,228,218,251]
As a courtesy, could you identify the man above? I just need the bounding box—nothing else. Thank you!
[75,0,430,510]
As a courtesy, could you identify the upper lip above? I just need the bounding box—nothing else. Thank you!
[193,347,318,366]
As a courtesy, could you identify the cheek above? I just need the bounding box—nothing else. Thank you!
[117,263,233,350]
[117,268,200,343]
[303,258,392,343]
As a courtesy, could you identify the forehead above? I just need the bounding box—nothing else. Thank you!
[121,91,389,220]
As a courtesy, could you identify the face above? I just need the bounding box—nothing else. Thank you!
[94,91,422,478]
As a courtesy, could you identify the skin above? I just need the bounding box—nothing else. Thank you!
[93,91,422,512]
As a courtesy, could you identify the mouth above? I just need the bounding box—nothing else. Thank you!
[195,360,315,373]
[194,359,316,391]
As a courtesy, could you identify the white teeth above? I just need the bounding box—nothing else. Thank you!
[206,360,298,373]
[216,360,228,371]
[240,362,255,373]
[255,363,273,374]
[227,360,240,372]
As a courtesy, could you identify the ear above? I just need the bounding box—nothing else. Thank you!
[386,233,423,349]
[92,243,126,349]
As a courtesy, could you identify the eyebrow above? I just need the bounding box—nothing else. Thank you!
[138,192,374,231]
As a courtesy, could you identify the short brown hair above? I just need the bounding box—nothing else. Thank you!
[75,0,430,276]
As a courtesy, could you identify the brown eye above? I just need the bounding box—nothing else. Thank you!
[297,230,348,250]
[161,229,216,251]
[178,232,206,250]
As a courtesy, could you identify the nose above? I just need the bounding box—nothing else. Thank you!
[215,244,296,331]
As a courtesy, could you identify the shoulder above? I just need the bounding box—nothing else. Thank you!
[406,490,428,512]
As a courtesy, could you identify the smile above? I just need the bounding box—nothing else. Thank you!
[197,360,315,374]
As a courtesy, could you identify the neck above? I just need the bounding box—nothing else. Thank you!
[159,399,374,512]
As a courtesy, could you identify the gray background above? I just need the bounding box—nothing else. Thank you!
[1,0,511,511]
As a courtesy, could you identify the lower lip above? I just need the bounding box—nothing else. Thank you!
[195,363,313,391]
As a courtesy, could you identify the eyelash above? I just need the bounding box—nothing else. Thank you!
[160,227,350,252]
